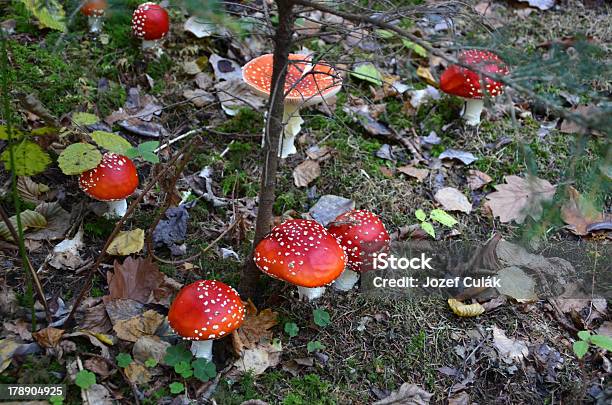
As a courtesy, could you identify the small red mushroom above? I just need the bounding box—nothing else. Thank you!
[168,280,245,360]
[253,219,346,301]
[131,2,170,52]
[327,210,390,291]
[80,0,107,34]
[78,152,138,218]
[242,53,342,158]
[439,50,509,126]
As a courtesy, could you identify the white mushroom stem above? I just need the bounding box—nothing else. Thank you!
[190,340,213,361]
[87,16,103,33]
[462,98,484,126]
[103,199,128,219]
[296,286,325,301]
[332,269,360,291]
[279,104,303,158]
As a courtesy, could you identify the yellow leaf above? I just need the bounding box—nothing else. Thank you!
[416,66,437,87]
[448,298,484,317]
[106,229,145,256]
[89,332,115,346]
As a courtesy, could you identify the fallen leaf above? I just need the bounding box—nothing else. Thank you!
[398,166,429,181]
[106,229,145,256]
[233,339,282,375]
[308,195,355,226]
[49,227,84,269]
[27,202,71,240]
[183,89,215,107]
[124,362,151,384]
[210,54,242,82]
[439,149,477,165]
[448,391,470,405]
[153,205,189,256]
[84,357,112,377]
[0,209,47,241]
[485,175,556,224]
[376,144,394,161]
[83,383,113,405]
[373,382,433,405]
[496,266,538,302]
[492,325,529,363]
[103,299,144,325]
[118,119,166,138]
[516,0,555,11]
[32,327,65,348]
[343,104,391,136]
[132,335,171,365]
[195,73,213,90]
[64,331,111,359]
[184,16,215,38]
[467,170,493,190]
[408,85,440,108]
[416,66,437,87]
[305,145,333,161]
[113,310,164,342]
[0,338,21,372]
[448,299,484,317]
[216,79,266,116]
[434,187,472,214]
[106,257,164,303]
[79,301,112,334]
[3,320,32,341]
[293,160,321,187]
[17,177,50,204]
[232,302,279,354]
[351,63,383,86]
[561,186,611,236]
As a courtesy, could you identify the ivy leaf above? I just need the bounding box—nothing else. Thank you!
[572,340,589,359]
[125,141,160,163]
[138,141,159,153]
[116,353,133,368]
[313,309,330,327]
[351,63,383,86]
[174,361,193,378]
[429,209,457,228]
[20,0,66,32]
[91,131,132,155]
[284,322,299,338]
[75,370,96,389]
[48,395,64,405]
[144,358,158,368]
[420,221,436,238]
[401,39,428,57]
[0,125,25,141]
[307,340,325,353]
[164,345,192,367]
[57,143,102,175]
[72,112,99,126]
[169,382,185,394]
[192,358,216,382]
[589,334,612,352]
[1,141,51,176]
[414,209,427,222]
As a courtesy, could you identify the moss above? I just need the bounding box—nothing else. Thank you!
[146,54,173,81]
[217,108,264,134]
[96,80,127,118]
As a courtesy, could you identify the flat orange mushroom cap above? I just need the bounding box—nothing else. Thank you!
[168,280,245,341]
[253,219,347,288]
[81,0,107,17]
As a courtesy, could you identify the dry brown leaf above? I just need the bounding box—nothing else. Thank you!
[398,166,429,182]
[232,301,279,354]
[0,338,21,373]
[32,327,65,348]
[434,187,472,214]
[84,357,112,377]
[561,186,611,236]
[79,301,113,334]
[113,310,164,342]
[233,339,282,375]
[485,175,556,224]
[373,382,433,405]
[448,299,484,318]
[3,320,32,341]
[496,266,538,302]
[492,325,529,363]
[467,170,493,190]
[106,257,164,303]
[124,362,151,385]
[64,331,112,359]
[293,160,321,187]
[17,177,50,204]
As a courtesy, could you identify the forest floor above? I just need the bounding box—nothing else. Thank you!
[0,0,610,404]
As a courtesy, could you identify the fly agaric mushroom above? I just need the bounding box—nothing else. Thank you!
[242,53,342,158]
[131,2,170,52]
[78,152,138,219]
[81,0,107,34]
[254,219,346,301]
[439,50,509,126]
[168,280,245,361]
[327,210,390,291]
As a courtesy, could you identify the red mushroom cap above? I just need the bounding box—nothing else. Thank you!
[78,152,138,202]
[168,280,245,341]
[327,210,390,273]
[131,2,170,41]
[439,50,509,99]
[253,219,346,288]
[81,0,107,17]
[242,53,342,106]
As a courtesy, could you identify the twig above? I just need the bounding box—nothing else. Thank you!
[64,136,202,328]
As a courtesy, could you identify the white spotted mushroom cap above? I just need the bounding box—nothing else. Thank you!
[80,0,107,17]
[131,2,170,41]
[440,50,509,99]
[253,219,347,288]
[78,152,139,202]
[242,53,342,107]
[168,280,246,341]
[327,210,390,273]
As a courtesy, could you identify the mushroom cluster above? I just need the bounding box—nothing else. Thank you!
[439,50,509,126]
[80,0,107,34]
[131,2,170,52]
[327,210,390,291]
[242,53,342,158]
[78,152,139,219]
[168,280,245,361]
[253,219,346,301]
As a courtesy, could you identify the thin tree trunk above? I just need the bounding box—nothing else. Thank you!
[240,0,295,299]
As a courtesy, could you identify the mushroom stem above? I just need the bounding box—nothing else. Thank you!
[190,339,213,361]
[87,16,103,33]
[104,199,128,219]
[462,99,484,126]
[296,286,326,301]
[279,104,303,158]
[332,269,360,291]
